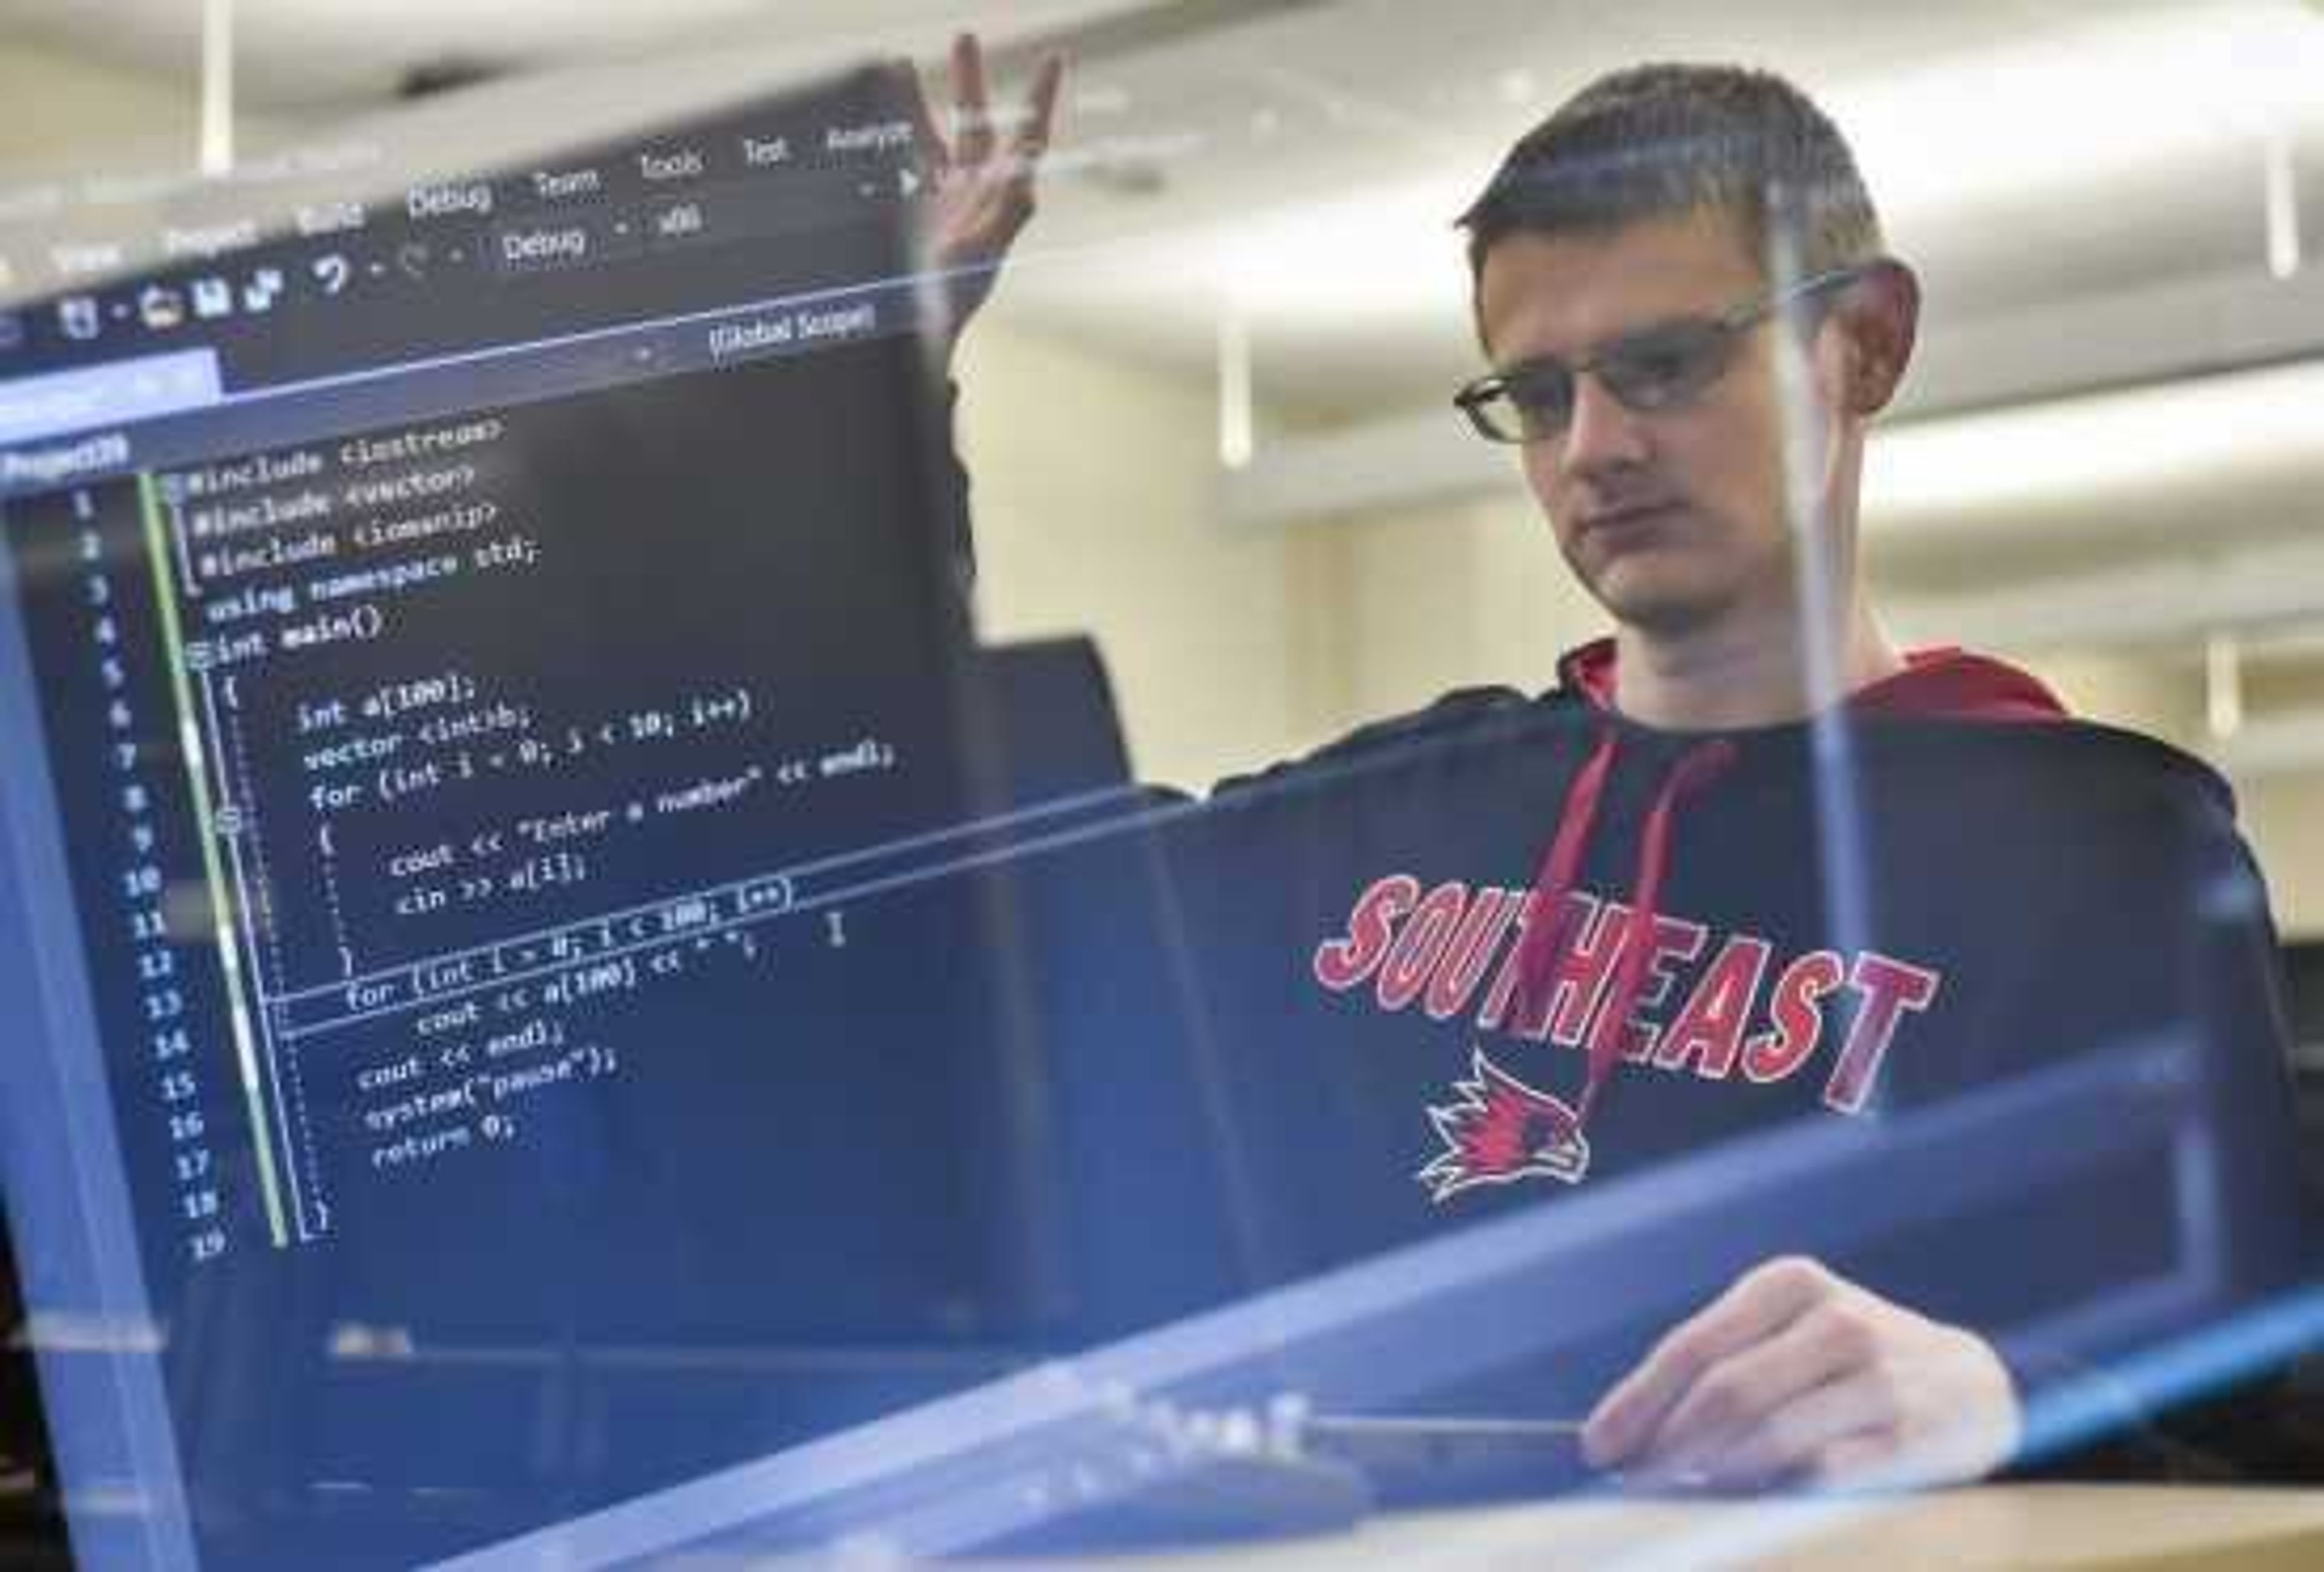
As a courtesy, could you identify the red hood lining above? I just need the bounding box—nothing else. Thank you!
[1511,636,2064,1149]
[1555,636,2069,725]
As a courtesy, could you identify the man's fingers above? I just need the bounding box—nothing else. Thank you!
[924,37,1059,183]
[1804,1430,1900,1490]
[910,32,1063,351]
[1642,1298,1868,1467]
[1011,54,1065,161]
[1676,1365,1892,1486]
[951,32,997,163]
[1583,1257,1835,1467]
[1592,1263,2019,1491]
[902,58,952,177]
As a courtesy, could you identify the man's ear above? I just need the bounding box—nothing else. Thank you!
[1836,258,1919,416]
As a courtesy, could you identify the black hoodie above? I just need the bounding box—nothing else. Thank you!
[1043,640,2310,1448]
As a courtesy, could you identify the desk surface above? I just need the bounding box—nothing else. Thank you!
[980,1485,2324,1571]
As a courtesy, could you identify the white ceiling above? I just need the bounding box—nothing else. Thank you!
[7,0,2319,414]
[0,0,1155,109]
[994,0,2324,409]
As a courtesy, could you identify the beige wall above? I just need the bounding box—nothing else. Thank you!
[2011,651,2199,746]
[0,45,199,179]
[1331,492,1600,718]
[954,324,1318,793]
[954,329,1616,792]
[2241,773,2324,940]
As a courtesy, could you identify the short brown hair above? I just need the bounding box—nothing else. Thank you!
[1459,63,1884,284]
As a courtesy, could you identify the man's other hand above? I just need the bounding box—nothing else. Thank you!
[904,33,1063,355]
[1581,1255,2020,1490]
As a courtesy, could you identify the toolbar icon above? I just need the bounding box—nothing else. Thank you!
[191,277,234,320]
[242,266,284,313]
[137,283,186,331]
[312,252,351,295]
[653,202,704,240]
[57,295,101,341]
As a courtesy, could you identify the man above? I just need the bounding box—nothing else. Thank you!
[921,46,2305,1494]
[1456,64,2020,1490]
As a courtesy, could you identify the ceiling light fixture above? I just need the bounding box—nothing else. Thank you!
[1866,357,2324,522]
[1836,1,2324,223]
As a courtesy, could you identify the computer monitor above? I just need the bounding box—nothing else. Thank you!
[0,61,1133,1570]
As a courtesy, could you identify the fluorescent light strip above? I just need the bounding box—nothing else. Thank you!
[1175,4,2324,332]
[1868,357,2324,521]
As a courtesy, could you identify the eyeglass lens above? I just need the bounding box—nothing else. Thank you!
[1489,321,1738,440]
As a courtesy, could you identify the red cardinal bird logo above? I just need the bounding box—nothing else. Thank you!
[1417,1048,1592,1203]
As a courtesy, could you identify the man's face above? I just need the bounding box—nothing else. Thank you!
[1475,211,1825,639]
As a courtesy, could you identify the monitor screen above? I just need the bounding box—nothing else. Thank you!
[0,61,1111,1570]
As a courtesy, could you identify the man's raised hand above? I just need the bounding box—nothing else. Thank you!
[904,33,1063,355]
[1580,1255,2020,1491]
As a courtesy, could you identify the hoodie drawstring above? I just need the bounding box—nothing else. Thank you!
[1511,731,1738,1129]
[1513,729,1620,1004]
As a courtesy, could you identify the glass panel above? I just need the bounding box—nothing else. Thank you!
[0,4,2317,1566]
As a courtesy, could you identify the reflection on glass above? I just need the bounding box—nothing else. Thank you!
[0,7,2319,1570]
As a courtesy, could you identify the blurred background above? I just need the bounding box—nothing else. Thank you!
[1,0,2321,939]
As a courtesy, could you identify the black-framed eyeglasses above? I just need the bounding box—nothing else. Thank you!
[1452,266,1866,446]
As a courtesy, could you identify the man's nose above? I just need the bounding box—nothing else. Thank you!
[1560,370,1650,475]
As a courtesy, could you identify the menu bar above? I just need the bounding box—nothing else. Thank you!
[0,93,927,311]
